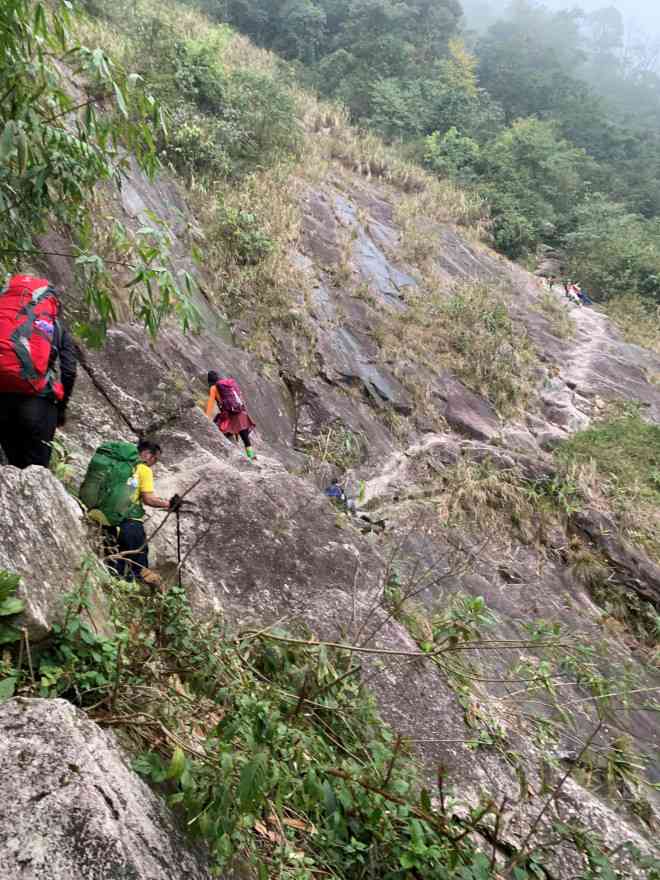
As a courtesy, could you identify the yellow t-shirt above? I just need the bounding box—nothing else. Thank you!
[126,463,154,520]
[132,463,154,500]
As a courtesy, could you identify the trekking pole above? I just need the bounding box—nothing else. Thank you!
[176,508,183,589]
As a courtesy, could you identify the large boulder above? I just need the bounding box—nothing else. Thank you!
[0,466,102,641]
[146,413,385,625]
[0,698,212,879]
[437,375,500,442]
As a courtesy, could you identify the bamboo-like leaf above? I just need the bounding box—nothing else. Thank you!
[0,598,24,617]
[0,121,16,163]
[113,82,128,118]
[237,752,266,809]
[0,677,17,702]
[16,130,28,174]
[166,747,186,781]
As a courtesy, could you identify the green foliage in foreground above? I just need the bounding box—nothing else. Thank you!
[5,576,495,878]
[0,570,24,701]
[0,562,658,880]
[0,571,24,642]
[1,570,657,877]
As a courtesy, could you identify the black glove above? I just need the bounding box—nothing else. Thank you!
[169,493,182,512]
[56,406,67,428]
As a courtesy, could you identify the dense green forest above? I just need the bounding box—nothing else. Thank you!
[178,0,660,304]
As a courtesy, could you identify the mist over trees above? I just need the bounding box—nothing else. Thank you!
[189,0,660,303]
[463,0,660,36]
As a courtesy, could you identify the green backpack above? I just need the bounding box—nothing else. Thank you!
[79,441,142,526]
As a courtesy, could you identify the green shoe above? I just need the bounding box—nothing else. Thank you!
[246,447,256,460]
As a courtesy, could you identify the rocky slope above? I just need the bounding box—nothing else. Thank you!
[2,31,660,880]
[0,699,212,879]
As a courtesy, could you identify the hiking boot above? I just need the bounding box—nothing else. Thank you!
[141,568,163,591]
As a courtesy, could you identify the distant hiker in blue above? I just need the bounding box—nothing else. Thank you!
[325,479,346,503]
[325,479,357,513]
[574,285,594,306]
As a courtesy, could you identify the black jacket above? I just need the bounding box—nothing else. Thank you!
[55,324,77,406]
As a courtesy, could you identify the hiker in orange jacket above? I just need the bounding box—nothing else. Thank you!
[206,370,256,460]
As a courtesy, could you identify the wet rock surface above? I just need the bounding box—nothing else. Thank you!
[0,698,213,879]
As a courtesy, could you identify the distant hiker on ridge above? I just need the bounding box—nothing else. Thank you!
[573,284,593,306]
[0,275,77,469]
[563,281,581,307]
[206,370,256,460]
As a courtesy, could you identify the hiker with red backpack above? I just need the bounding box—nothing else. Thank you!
[205,370,256,460]
[0,275,77,468]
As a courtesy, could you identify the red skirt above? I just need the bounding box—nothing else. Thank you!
[215,409,255,435]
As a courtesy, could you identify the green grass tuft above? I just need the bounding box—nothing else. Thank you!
[557,409,660,507]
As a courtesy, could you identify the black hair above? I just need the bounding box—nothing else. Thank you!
[138,439,162,456]
[207,370,219,386]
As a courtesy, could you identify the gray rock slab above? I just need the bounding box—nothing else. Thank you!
[437,377,500,442]
[0,698,212,879]
[316,325,411,412]
[0,467,99,641]
[537,427,567,450]
[501,426,539,455]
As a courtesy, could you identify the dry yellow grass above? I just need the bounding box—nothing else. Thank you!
[441,458,534,529]
[536,290,577,340]
[604,293,660,356]
[75,0,494,377]
[376,280,538,417]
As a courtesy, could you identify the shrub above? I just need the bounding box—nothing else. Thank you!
[563,197,660,303]
[160,105,232,180]
[536,290,577,340]
[214,204,275,265]
[82,2,301,181]
[4,577,508,878]
[423,127,481,183]
[433,284,537,415]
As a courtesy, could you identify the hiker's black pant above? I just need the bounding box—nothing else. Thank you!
[0,394,57,468]
[223,428,251,449]
[104,520,149,581]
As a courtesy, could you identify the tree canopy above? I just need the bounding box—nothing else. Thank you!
[0,0,202,341]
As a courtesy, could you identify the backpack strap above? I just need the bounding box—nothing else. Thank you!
[49,318,61,368]
[9,287,58,382]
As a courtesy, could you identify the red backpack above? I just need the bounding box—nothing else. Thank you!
[0,275,64,400]
[216,377,244,414]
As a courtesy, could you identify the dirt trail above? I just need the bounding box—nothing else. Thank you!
[551,288,613,392]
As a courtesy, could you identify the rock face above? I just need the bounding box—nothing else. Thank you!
[0,698,212,879]
[0,466,102,642]
[11,140,657,874]
[145,416,385,627]
[438,374,500,441]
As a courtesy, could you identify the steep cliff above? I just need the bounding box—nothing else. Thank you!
[2,2,660,877]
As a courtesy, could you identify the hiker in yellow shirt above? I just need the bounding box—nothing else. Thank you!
[114,440,174,584]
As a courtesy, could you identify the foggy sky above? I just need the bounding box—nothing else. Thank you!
[463,0,660,35]
[549,0,660,31]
